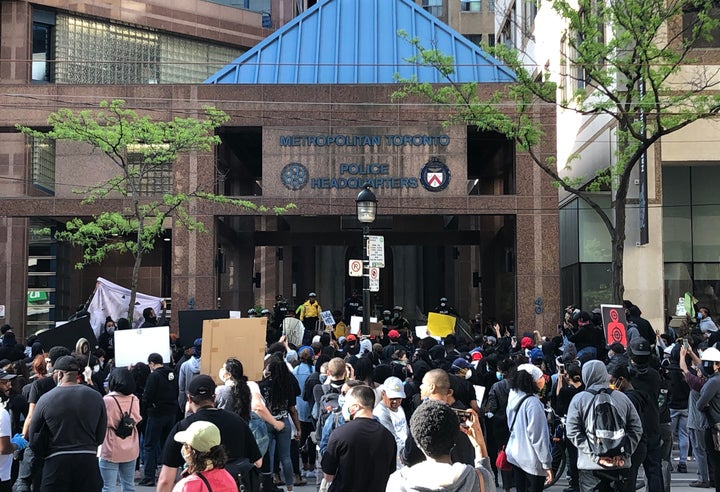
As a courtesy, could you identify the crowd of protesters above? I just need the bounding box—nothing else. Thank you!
[0,293,716,492]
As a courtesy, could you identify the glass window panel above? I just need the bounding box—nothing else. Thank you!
[578,196,611,262]
[560,200,579,267]
[692,205,720,262]
[580,263,611,311]
[663,205,691,262]
[664,263,692,318]
[31,138,55,194]
[691,167,720,206]
[662,166,690,207]
[53,14,244,84]
[694,263,720,315]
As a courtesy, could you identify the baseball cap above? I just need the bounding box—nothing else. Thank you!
[173,421,221,453]
[308,292,317,297]
[629,337,651,356]
[521,336,534,350]
[450,358,472,372]
[346,334,357,342]
[0,370,16,381]
[387,329,400,339]
[187,375,216,398]
[471,351,483,362]
[529,347,544,362]
[382,376,406,399]
[53,355,80,372]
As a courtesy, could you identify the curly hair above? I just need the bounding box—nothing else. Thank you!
[508,367,539,395]
[183,443,228,474]
[225,358,252,422]
[410,400,459,459]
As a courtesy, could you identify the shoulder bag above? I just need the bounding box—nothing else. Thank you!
[495,394,531,472]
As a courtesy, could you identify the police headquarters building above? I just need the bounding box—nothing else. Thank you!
[0,0,558,334]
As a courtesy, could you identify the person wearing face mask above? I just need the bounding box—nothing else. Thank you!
[551,362,583,492]
[392,306,410,332]
[698,307,719,336]
[433,297,458,317]
[696,346,720,491]
[171,421,236,492]
[485,358,515,492]
[321,385,396,492]
[98,317,116,361]
[504,364,553,492]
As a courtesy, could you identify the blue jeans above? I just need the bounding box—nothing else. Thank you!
[670,408,689,463]
[690,427,710,483]
[143,413,176,481]
[99,458,136,492]
[267,416,294,488]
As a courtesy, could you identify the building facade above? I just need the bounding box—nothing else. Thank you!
[0,0,558,338]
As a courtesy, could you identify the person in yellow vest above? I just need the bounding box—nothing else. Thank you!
[300,292,322,332]
[333,311,349,340]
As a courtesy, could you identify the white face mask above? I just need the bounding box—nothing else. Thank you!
[341,401,355,421]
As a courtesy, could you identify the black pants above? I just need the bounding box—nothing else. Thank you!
[642,434,664,491]
[579,468,628,492]
[706,428,720,492]
[143,413,176,481]
[41,454,102,492]
[512,466,544,492]
[12,447,42,492]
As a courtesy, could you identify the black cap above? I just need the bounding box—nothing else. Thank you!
[629,337,651,356]
[187,375,215,398]
[0,370,16,381]
[53,355,81,372]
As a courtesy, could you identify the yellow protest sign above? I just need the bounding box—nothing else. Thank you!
[427,312,456,337]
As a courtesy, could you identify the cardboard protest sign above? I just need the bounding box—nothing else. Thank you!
[114,326,171,368]
[201,318,266,384]
[427,312,456,338]
[601,304,628,347]
[36,317,97,352]
[178,310,230,347]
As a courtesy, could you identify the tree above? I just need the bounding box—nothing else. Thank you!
[18,100,291,323]
[394,0,720,303]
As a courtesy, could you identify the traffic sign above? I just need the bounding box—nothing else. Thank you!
[367,235,385,268]
[369,267,380,292]
[348,259,363,277]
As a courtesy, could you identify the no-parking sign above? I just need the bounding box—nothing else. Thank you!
[369,267,380,292]
[348,259,363,277]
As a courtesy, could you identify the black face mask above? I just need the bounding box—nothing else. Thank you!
[702,361,716,377]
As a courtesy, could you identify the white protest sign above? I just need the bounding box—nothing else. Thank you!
[320,310,335,326]
[115,326,171,368]
[474,385,486,405]
[350,315,377,334]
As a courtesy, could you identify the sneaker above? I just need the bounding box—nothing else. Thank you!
[676,463,688,473]
[689,481,712,488]
[136,478,156,486]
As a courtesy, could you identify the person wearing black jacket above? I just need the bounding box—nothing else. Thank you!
[139,353,178,486]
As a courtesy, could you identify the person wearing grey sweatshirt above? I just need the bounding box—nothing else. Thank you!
[566,360,642,490]
[505,364,552,492]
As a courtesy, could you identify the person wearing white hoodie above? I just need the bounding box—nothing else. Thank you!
[505,364,553,492]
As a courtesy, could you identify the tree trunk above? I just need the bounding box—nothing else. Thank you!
[127,212,145,324]
[611,201,626,305]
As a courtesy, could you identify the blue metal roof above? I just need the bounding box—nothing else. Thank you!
[205,0,515,84]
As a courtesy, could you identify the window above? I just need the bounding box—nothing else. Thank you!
[487,34,496,46]
[31,137,55,194]
[422,0,443,18]
[32,10,56,82]
[41,12,244,84]
[461,0,482,12]
[487,0,495,11]
[126,145,173,196]
[523,0,539,34]
[683,4,720,48]
[465,34,482,46]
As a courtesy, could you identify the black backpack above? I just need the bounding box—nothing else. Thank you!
[111,395,136,439]
[584,388,627,457]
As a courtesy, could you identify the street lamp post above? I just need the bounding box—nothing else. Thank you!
[356,185,377,336]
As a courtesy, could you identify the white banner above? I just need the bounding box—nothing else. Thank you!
[88,277,163,337]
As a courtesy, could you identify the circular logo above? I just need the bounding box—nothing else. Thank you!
[281,162,309,191]
[420,158,450,192]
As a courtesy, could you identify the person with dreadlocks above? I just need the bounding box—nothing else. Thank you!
[258,356,301,492]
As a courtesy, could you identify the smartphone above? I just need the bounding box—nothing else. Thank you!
[683,338,690,350]
[452,408,472,425]
[511,336,517,344]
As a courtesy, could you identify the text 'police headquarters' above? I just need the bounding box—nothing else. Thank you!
[279,134,451,147]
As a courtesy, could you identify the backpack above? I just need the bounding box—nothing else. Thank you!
[111,395,136,439]
[314,385,341,443]
[225,457,261,492]
[584,388,627,457]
